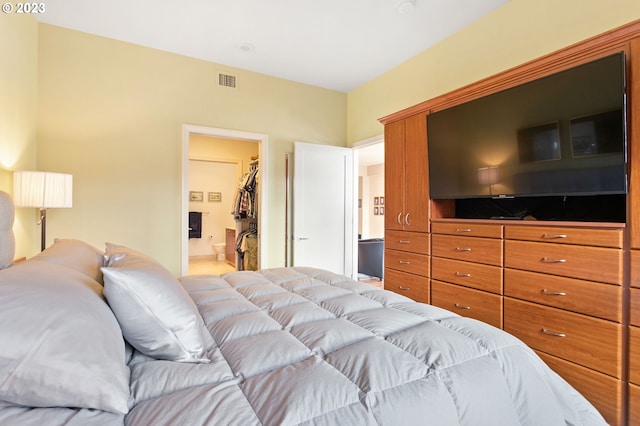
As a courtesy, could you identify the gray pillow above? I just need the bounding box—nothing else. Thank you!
[0,260,131,413]
[0,191,15,270]
[32,238,105,283]
[102,243,214,363]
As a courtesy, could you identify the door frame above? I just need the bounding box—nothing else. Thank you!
[181,124,269,275]
[352,134,384,278]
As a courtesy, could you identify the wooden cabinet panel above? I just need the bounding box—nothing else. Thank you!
[538,351,621,426]
[385,230,429,254]
[431,257,502,294]
[384,268,429,304]
[431,221,503,238]
[432,234,503,266]
[404,113,429,232]
[384,249,429,277]
[384,114,429,233]
[630,383,640,426]
[504,298,621,377]
[384,120,405,232]
[630,288,640,326]
[630,326,640,385]
[505,225,623,248]
[631,250,640,288]
[431,280,502,328]
[504,240,622,284]
[504,269,621,322]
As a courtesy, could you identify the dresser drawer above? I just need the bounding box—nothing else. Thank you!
[631,249,640,289]
[504,269,621,322]
[504,240,622,284]
[505,225,623,248]
[630,325,640,385]
[538,351,622,426]
[431,280,502,328]
[630,383,640,426]
[432,257,502,294]
[385,230,429,254]
[504,298,621,377]
[432,222,503,238]
[383,268,429,303]
[431,234,503,266]
[631,288,640,326]
[384,249,429,277]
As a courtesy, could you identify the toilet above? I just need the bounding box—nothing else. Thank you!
[213,243,226,262]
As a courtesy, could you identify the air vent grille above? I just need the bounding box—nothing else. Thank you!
[218,73,237,88]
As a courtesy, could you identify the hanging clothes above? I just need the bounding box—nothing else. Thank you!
[232,164,258,219]
[235,228,257,271]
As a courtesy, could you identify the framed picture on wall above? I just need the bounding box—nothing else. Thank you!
[380,207,384,215]
[208,192,222,202]
[379,196,384,205]
[374,207,379,215]
[190,191,203,202]
[374,197,379,205]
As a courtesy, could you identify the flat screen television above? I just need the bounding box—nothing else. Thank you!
[427,52,627,212]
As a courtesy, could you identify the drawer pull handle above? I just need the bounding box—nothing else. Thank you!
[455,272,472,277]
[399,240,411,244]
[540,257,566,263]
[541,289,566,296]
[454,303,471,310]
[542,233,567,239]
[456,228,472,233]
[399,261,411,265]
[540,328,566,337]
[455,247,472,252]
[398,286,410,291]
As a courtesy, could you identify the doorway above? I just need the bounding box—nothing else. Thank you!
[353,135,384,284]
[181,124,269,276]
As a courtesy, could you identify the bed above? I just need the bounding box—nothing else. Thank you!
[0,191,606,425]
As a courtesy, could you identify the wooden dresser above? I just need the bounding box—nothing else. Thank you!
[380,20,640,426]
[383,113,431,303]
[503,223,624,425]
[630,251,640,425]
[430,222,503,328]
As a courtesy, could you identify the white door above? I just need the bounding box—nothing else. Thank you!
[292,142,356,277]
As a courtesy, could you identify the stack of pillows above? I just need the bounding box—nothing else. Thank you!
[0,238,215,415]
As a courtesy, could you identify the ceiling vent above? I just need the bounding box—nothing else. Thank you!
[218,72,237,89]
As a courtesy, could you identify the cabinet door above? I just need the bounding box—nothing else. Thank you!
[384,120,405,231]
[404,113,429,232]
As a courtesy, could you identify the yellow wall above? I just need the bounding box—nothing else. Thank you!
[5,1,640,271]
[347,0,640,143]
[35,24,346,273]
[190,135,258,175]
[0,14,39,256]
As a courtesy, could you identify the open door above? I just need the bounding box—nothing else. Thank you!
[290,142,356,277]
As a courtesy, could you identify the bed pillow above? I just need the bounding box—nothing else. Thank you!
[102,243,214,363]
[0,260,131,413]
[0,191,15,270]
[31,238,105,283]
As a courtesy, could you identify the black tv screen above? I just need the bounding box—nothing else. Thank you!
[427,52,627,200]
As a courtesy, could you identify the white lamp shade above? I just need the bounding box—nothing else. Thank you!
[477,166,499,185]
[13,171,73,208]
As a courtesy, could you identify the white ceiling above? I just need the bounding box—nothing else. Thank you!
[37,0,510,93]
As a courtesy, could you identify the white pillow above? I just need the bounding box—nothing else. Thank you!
[102,243,214,363]
[0,261,131,413]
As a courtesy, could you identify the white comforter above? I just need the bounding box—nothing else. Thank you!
[120,267,604,426]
